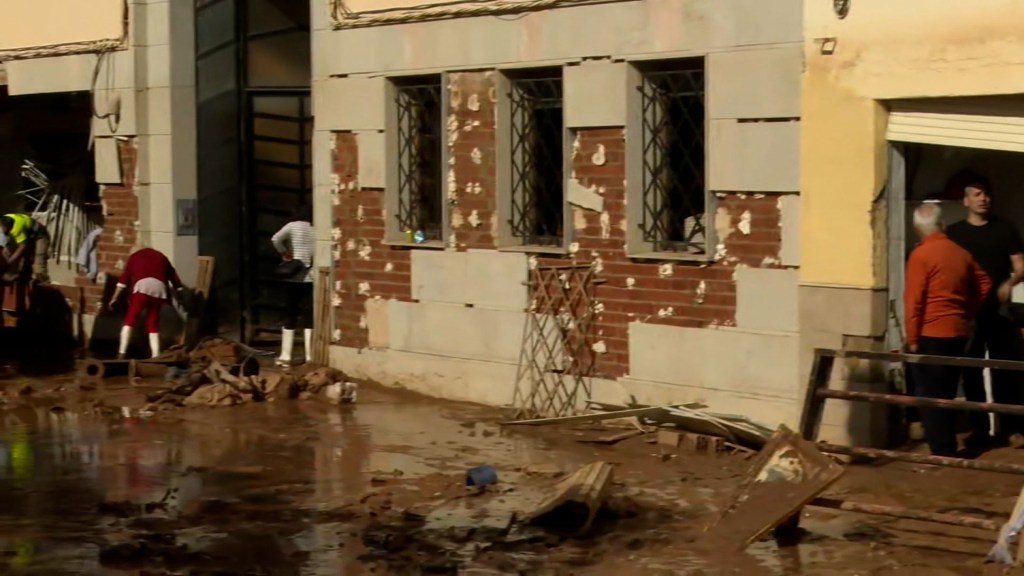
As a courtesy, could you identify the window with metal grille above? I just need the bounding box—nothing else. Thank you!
[638,59,707,254]
[507,70,564,247]
[393,75,443,242]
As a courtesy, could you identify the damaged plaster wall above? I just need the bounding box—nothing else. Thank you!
[3,0,199,323]
[320,0,805,427]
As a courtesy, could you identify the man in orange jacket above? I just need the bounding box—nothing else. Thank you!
[905,203,992,457]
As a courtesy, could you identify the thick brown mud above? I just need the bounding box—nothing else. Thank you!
[1,375,1023,575]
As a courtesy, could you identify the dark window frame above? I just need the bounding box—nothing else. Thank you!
[505,68,566,248]
[636,58,708,255]
[391,74,445,243]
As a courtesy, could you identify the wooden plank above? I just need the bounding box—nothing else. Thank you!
[577,429,646,445]
[703,425,845,550]
[523,461,614,535]
[179,257,215,348]
[311,267,332,366]
[503,406,676,426]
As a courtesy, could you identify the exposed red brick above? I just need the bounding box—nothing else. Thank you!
[332,132,412,348]
[448,72,497,251]
[529,129,789,379]
[330,87,791,381]
[60,138,139,313]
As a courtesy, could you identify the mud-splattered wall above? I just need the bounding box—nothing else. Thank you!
[330,72,796,382]
[48,138,139,315]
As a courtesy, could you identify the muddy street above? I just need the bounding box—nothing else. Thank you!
[0,377,1021,575]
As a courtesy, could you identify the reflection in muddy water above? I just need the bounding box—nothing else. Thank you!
[0,387,560,574]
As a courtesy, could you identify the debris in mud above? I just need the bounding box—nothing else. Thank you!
[133,338,354,411]
[524,461,614,535]
[355,462,623,574]
[704,425,845,550]
[98,534,194,568]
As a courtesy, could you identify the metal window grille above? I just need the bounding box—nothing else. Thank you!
[639,62,707,253]
[395,78,444,241]
[508,74,564,247]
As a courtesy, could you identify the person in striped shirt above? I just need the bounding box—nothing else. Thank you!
[271,204,314,366]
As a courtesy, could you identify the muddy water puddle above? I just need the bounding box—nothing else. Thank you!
[0,386,561,575]
[0,383,1016,575]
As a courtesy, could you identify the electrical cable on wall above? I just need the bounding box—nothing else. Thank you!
[90,50,122,139]
[331,0,630,29]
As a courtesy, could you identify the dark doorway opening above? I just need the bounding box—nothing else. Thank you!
[195,0,311,344]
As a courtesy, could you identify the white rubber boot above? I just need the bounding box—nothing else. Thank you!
[148,333,161,358]
[117,326,132,359]
[304,328,313,363]
[277,329,294,367]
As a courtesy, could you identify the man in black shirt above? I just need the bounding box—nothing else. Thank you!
[945,172,1024,447]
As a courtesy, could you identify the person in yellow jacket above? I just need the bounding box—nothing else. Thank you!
[0,213,49,283]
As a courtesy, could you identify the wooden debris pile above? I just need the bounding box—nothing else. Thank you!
[503,400,774,453]
[139,339,353,411]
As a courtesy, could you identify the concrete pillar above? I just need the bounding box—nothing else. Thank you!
[133,0,199,283]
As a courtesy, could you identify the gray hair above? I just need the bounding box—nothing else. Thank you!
[913,202,944,235]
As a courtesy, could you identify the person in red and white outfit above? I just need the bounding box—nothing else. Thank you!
[107,247,185,359]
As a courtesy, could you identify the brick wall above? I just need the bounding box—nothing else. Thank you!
[331,73,791,378]
[448,72,497,251]
[59,138,139,315]
[332,132,411,349]
[531,129,785,378]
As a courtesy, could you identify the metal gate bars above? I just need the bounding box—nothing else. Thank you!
[799,348,1024,532]
[512,264,600,420]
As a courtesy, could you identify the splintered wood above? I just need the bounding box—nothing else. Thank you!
[523,461,613,536]
[704,425,845,550]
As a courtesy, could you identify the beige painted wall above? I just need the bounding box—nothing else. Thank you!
[3,0,199,282]
[801,0,1024,287]
[0,0,125,58]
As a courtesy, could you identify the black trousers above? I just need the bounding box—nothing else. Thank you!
[963,308,1024,439]
[912,336,969,457]
[284,281,312,330]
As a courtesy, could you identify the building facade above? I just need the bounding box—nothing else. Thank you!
[0,0,198,337]
[316,0,806,428]
[802,0,1024,443]
[10,0,976,441]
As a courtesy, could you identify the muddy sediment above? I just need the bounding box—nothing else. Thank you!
[1,372,1024,574]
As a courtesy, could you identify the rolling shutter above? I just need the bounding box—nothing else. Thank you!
[887,111,1024,153]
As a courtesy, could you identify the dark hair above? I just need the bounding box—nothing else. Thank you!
[292,203,313,223]
[949,170,992,197]
[0,216,13,230]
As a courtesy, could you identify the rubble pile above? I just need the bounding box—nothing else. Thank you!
[140,338,356,411]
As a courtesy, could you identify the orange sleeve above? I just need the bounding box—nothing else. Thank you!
[904,249,927,347]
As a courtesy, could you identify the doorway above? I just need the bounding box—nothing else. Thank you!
[194,0,311,343]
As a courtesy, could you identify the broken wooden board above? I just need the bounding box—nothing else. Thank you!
[703,425,845,550]
[504,406,678,426]
[663,406,772,447]
[522,461,613,535]
[659,430,728,455]
[576,429,646,445]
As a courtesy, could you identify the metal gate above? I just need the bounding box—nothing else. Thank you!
[243,92,312,343]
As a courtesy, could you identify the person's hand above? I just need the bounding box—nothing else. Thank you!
[998,280,1015,303]
[908,343,918,353]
